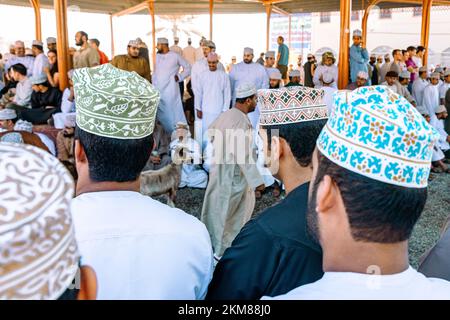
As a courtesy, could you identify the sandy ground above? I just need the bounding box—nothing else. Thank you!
[158,173,450,269]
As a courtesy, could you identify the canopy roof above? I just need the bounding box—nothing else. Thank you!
[3,0,420,15]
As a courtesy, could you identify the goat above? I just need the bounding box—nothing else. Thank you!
[140,163,182,207]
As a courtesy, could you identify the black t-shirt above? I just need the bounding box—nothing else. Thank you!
[206,183,323,300]
[31,87,62,109]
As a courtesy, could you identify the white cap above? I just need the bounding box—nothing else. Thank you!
[0,108,17,120]
[357,71,369,80]
[32,40,43,47]
[188,37,192,42]
[435,105,447,113]
[128,40,140,47]
[46,37,57,44]
[289,69,301,77]
[269,69,282,80]
[15,40,25,47]
[30,74,48,85]
[384,53,391,59]
[444,69,450,77]
[14,120,33,133]
[244,47,254,55]
[430,72,441,79]
[157,38,169,45]
[174,36,179,41]
[419,66,428,72]
[307,53,314,58]
[435,67,444,73]
[353,29,362,37]
[265,51,275,58]
[236,83,257,99]
[399,71,411,79]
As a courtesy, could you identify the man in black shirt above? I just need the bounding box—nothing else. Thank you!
[206,86,328,300]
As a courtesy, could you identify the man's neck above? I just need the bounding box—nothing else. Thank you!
[76,180,140,197]
[278,157,312,195]
[80,42,88,50]
[323,241,410,275]
[234,104,248,114]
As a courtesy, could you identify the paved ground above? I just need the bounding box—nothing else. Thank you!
[161,173,450,269]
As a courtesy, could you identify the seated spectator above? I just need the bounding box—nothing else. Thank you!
[53,70,76,129]
[381,70,400,93]
[346,71,368,90]
[285,69,302,87]
[14,119,56,156]
[313,52,338,89]
[19,74,62,124]
[0,108,18,132]
[170,122,207,189]
[0,143,97,300]
[322,73,339,114]
[398,70,416,106]
[430,104,450,165]
[6,63,32,108]
[268,69,283,89]
[44,49,60,88]
[56,114,77,179]
[265,86,450,300]
[0,67,17,102]
[143,121,172,171]
[4,41,35,77]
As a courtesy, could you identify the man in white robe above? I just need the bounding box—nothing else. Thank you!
[430,104,450,154]
[195,37,206,62]
[169,37,183,56]
[182,38,196,66]
[412,67,429,108]
[153,38,191,134]
[31,40,49,78]
[201,83,264,259]
[381,71,400,94]
[264,51,278,76]
[423,73,441,121]
[229,47,269,128]
[195,53,231,148]
[439,69,450,105]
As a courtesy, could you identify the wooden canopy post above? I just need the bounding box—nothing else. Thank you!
[361,0,381,45]
[265,3,272,51]
[110,15,115,58]
[421,0,433,66]
[209,0,214,40]
[54,0,69,90]
[338,0,351,89]
[30,0,42,41]
[147,0,157,68]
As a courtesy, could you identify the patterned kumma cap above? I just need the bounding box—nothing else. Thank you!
[0,143,79,299]
[258,87,328,126]
[73,64,160,140]
[317,85,440,188]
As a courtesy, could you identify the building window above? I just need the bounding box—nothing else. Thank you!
[351,11,360,21]
[320,12,331,23]
[413,7,422,16]
[379,8,392,19]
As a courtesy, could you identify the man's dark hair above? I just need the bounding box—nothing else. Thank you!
[310,151,427,243]
[417,46,426,53]
[48,49,59,75]
[278,36,284,42]
[78,31,89,41]
[386,71,399,78]
[90,38,100,47]
[392,49,401,57]
[407,46,416,52]
[11,63,27,76]
[75,127,153,182]
[235,94,255,105]
[32,44,44,52]
[402,50,408,56]
[263,119,327,167]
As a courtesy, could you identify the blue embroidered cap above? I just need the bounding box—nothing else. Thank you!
[317,85,439,188]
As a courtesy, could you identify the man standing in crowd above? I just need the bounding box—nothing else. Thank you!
[202,83,264,260]
[170,37,183,56]
[111,40,151,82]
[412,66,429,107]
[206,86,328,300]
[182,37,196,66]
[195,53,231,143]
[265,86,450,300]
[303,53,315,88]
[390,49,404,75]
[46,37,57,52]
[71,64,213,299]
[379,53,391,83]
[89,39,109,65]
[264,51,278,75]
[276,36,289,81]
[349,29,369,84]
[31,40,49,78]
[423,72,442,120]
[256,53,265,66]
[153,37,191,134]
[398,70,416,106]
[73,31,100,69]
[369,54,379,85]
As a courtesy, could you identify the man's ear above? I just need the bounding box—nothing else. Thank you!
[271,135,281,161]
[316,175,338,214]
[74,140,87,164]
[77,266,97,300]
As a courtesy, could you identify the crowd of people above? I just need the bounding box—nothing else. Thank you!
[1,28,450,300]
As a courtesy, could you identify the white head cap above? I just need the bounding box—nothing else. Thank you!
[157,38,169,45]
[289,69,301,77]
[265,51,275,59]
[244,47,254,55]
[353,29,362,37]
[0,108,17,120]
[32,40,43,47]
[269,69,282,80]
[46,37,57,44]
[14,120,33,133]
[399,71,411,79]
[357,71,369,80]
[236,83,257,99]
[128,40,140,47]
[435,105,447,113]
[430,72,441,79]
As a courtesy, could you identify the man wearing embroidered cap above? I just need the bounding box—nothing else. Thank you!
[202,82,264,260]
[182,37,196,66]
[264,51,278,77]
[153,37,191,134]
[350,29,369,84]
[265,86,450,300]
[439,69,450,106]
[429,103,450,160]
[0,143,98,300]
[285,69,302,87]
[412,66,429,107]
[207,86,328,300]
[195,52,231,148]
[111,40,151,82]
[346,71,368,91]
[31,40,50,79]
[46,37,57,51]
[0,108,18,132]
[423,72,442,121]
[5,40,35,77]
[268,69,283,89]
[398,70,417,106]
[170,36,183,56]
[229,47,269,128]
[71,64,213,299]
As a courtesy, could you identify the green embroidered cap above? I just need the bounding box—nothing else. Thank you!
[73,64,160,139]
